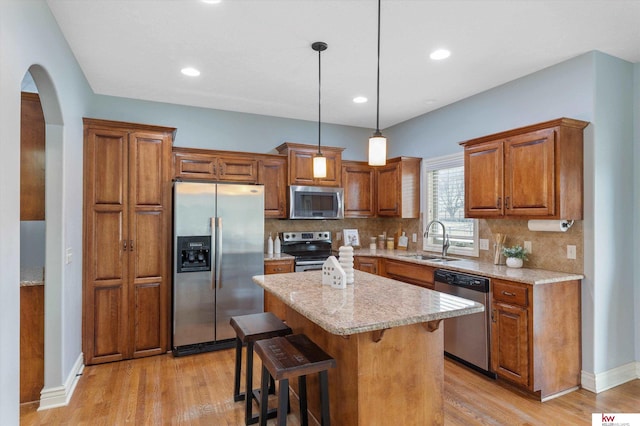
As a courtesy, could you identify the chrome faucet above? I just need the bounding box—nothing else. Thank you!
[424,220,450,257]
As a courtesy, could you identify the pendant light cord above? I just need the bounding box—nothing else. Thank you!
[318,45,322,155]
[375,0,381,134]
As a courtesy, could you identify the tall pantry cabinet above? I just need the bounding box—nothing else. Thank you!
[83,119,175,365]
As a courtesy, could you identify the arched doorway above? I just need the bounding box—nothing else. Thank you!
[22,65,65,409]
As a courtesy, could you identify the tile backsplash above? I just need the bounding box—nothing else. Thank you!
[265,217,583,275]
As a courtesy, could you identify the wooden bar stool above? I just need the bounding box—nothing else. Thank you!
[230,312,292,425]
[254,334,336,426]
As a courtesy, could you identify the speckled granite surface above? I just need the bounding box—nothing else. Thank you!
[253,270,483,336]
[263,253,295,262]
[20,267,44,286]
[354,249,584,285]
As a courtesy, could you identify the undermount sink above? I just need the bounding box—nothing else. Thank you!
[398,254,461,262]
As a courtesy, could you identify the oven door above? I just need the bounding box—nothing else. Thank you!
[295,260,325,272]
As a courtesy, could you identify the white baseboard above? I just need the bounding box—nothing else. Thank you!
[581,361,640,393]
[38,353,84,411]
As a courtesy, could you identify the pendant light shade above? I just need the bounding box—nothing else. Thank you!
[368,0,387,166]
[312,41,328,179]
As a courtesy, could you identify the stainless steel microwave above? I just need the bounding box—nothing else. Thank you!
[289,185,344,219]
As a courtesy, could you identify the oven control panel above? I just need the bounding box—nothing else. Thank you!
[282,231,331,243]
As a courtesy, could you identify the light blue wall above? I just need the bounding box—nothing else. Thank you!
[1,0,93,421]
[591,53,635,373]
[635,63,640,363]
[89,95,372,160]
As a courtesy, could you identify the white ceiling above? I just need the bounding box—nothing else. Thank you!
[47,0,640,129]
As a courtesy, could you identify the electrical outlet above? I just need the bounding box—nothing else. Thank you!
[479,239,489,250]
[524,241,532,254]
[336,232,342,241]
[567,245,576,260]
[412,233,417,243]
[65,247,73,264]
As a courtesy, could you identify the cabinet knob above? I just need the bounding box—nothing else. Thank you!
[123,240,127,251]
[505,196,510,209]
[491,309,496,323]
[496,197,501,208]
[130,240,134,251]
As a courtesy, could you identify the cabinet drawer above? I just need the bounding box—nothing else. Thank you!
[264,260,294,274]
[382,259,434,289]
[493,280,528,307]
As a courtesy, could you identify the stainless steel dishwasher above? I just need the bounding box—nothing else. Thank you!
[434,269,495,377]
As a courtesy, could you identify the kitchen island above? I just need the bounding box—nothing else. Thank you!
[252,270,483,425]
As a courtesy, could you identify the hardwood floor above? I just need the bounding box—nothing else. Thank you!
[21,349,639,425]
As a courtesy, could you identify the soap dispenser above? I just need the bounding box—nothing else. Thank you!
[274,232,281,254]
[267,232,274,255]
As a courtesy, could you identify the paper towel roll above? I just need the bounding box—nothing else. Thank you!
[527,220,572,232]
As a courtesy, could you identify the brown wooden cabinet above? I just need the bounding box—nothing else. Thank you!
[342,161,376,218]
[375,157,421,218]
[20,284,44,403]
[380,258,435,290]
[353,256,380,275]
[461,118,588,220]
[83,119,174,365]
[490,278,581,399]
[263,258,294,320]
[20,92,45,221]
[173,147,258,183]
[259,156,287,218]
[276,142,344,187]
[342,157,420,219]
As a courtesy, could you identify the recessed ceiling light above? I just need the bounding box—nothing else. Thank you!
[202,0,222,4]
[181,67,201,77]
[430,49,451,60]
[353,96,368,104]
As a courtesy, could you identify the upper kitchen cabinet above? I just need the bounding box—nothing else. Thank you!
[276,142,344,187]
[375,157,421,218]
[258,156,288,218]
[173,147,258,183]
[20,92,45,221]
[461,118,588,220]
[342,161,376,218]
[83,118,175,365]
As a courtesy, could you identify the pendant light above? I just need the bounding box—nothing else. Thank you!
[312,41,328,178]
[368,0,387,166]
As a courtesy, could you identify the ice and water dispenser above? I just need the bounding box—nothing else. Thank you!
[176,236,211,273]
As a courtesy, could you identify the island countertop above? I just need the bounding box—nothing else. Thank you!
[252,270,483,336]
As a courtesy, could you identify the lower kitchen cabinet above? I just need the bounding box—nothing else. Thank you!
[263,258,294,320]
[20,284,44,403]
[354,256,380,275]
[490,278,581,400]
[380,258,435,290]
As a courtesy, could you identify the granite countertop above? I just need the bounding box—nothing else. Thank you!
[263,253,295,262]
[253,270,484,336]
[353,249,584,285]
[20,266,44,287]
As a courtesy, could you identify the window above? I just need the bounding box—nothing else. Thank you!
[423,153,478,257]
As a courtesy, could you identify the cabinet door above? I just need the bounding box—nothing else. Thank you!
[20,92,46,221]
[380,258,434,289]
[342,163,376,218]
[289,148,341,187]
[217,156,258,182]
[259,158,287,218]
[375,163,401,217]
[128,131,170,358]
[464,140,504,217]
[173,151,217,180]
[83,128,130,364]
[491,302,529,386]
[504,129,555,216]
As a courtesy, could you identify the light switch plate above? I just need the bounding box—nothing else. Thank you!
[567,245,576,259]
[412,233,417,243]
[524,241,532,254]
[65,247,73,264]
[479,239,489,250]
[336,232,342,241]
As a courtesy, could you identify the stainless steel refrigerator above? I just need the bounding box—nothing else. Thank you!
[172,181,264,356]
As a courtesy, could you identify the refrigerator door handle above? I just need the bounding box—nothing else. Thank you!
[210,216,216,290]
[215,216,223,289]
